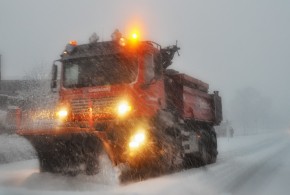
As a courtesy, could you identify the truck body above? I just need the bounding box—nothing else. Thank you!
[18,31,222,178]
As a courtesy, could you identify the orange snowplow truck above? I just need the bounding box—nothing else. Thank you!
[18,30,222,176]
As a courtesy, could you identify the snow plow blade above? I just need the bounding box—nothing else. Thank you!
[17,128,104,175]
[17,127,97,136]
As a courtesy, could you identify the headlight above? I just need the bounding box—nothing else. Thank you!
[129,131,146,149]
[56,108,68,120]
[117,101,132,116]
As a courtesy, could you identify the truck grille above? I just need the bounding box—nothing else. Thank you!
[70,97,117,115]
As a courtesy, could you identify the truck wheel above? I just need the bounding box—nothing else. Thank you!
[208,131,217,163]
[182,132,210,168]
[199,142,210,165]
[183,154,200,168]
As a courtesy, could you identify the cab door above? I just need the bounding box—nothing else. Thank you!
[139,52,166,116]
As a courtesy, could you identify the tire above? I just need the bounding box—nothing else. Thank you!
[199,142,210,165]
[183,153,201,168]
[208,131,218,164]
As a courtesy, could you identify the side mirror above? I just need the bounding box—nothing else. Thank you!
[51,63,58,92]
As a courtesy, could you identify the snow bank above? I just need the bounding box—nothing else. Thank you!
[20,154,119,192]
[0,131,288,195]
[0,134,36,164]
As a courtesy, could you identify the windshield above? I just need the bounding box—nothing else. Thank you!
[63,54,138,88]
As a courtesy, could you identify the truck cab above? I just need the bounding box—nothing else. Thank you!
[52,35,167,125]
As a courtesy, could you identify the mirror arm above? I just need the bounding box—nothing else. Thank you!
[51,61,59,92]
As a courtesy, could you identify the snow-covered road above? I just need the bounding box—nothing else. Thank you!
[0,131,289,195]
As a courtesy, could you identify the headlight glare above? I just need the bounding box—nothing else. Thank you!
[129,131,146,149]
[56,108,68,120]
[117,101,132,116]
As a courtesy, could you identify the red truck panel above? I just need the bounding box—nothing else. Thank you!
[183,86,214,122]
[168,73,216,123]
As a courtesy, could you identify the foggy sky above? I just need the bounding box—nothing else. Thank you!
[0,0,290,128]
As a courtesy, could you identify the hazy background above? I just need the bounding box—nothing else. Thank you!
[0,0,289,132]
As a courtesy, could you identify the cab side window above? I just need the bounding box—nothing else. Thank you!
[144,53,155,83]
